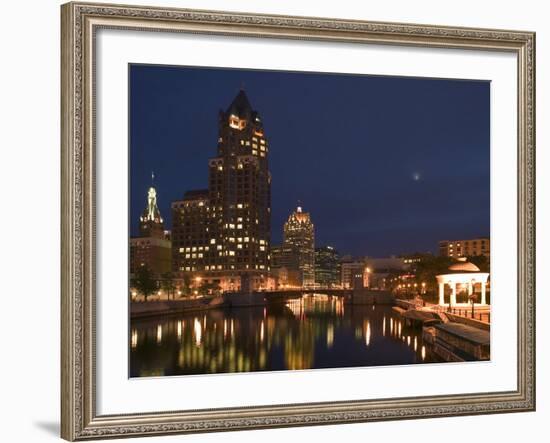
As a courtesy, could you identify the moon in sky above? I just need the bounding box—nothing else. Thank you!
[412,172,421,181]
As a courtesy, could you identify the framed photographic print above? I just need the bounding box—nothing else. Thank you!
[61,1,536,440]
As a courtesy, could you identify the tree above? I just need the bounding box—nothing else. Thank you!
[131,266,157,302]
[180,275,191,298]
[468,255,490,272]
[413,255,454,294]
[198,280,222,296]
[160,272,176,300]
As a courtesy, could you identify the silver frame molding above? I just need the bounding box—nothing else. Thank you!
[61,2,536,440]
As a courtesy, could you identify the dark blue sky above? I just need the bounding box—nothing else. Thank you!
[130,64,490,257]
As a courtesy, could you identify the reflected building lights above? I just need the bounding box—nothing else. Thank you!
[260,320,265,342]
[156,324,162,344]
[327,324,334,348]
[131,301,437,376]
[131,329,138,348]
[194,318,202,347]
[364,320,371,347]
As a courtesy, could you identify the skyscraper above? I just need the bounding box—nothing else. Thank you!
[281,205,315,287]
[171,89,272,291]
[315,246,340,288]
[130,182,171,276]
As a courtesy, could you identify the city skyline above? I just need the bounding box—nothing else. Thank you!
[130,64,490,257]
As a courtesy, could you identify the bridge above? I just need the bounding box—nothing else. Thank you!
[259,288,353,302]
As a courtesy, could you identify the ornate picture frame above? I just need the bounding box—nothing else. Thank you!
[61,1,535,440]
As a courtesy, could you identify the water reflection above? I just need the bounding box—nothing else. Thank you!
[130,294,438,377]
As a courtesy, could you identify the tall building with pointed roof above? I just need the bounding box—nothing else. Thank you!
[277,205,315,288]
[171,89,272,291]
[139,184,165,239]
[130,182,172,277]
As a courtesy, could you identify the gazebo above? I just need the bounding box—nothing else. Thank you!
[436,258,490,307]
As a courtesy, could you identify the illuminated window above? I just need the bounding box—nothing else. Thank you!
[229,251,235,256]
[237,203,243,209]
[210,238,216,244]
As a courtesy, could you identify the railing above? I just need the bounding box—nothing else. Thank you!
[423,303,490,323]
[447,307,490,323]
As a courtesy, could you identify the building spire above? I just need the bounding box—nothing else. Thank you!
[151,171,155,186]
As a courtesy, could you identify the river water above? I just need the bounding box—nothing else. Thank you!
[130,294,439,377]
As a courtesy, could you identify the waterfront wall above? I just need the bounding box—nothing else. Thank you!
[223,292,266,307]
[130,298,222,318]
[446,313,490,331]
[351,290,395,305]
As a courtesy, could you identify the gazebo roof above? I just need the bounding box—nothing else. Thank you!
[448,259,480,273]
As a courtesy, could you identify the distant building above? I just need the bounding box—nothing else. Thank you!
[283,205,315,287]
[315,246,340,288]
[271,205,315,288]
[341,261,366,289]
[439,237,490,259]
[364,257,409,289]
[340,257,409,289]
[400,252,433,265]
[171,89,272,291]
[130,183,171,276]
[270,245,301,287]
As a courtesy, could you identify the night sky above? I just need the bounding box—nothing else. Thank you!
[130,64,490,257]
